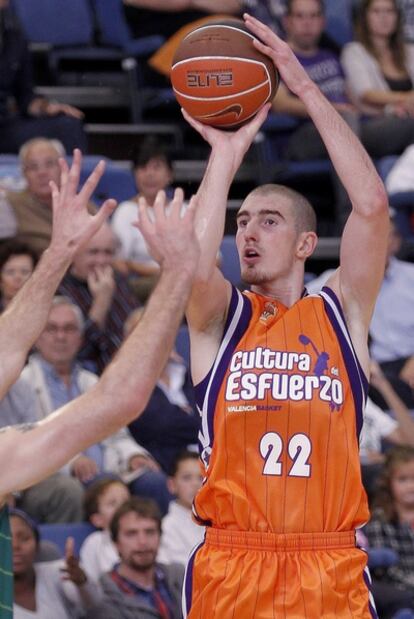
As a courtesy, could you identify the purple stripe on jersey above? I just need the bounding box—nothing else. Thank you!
[320,287,368,438]
[195,286,252,459]
[363,569,379,619]
[183,540,205,618]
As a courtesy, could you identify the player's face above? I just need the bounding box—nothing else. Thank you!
[22,143,61,204]
[134,157,173,206]
[71,224,116,280]
[11,516,37,576]
[390,460,414,510]
[36,304,83,366]
[96,483,130,530]
[366,0,398,39]
[284,0,325,52]
[0,254,34,304]
[236,194,299,288]
[116,513,160,572]
[170,458,203,510]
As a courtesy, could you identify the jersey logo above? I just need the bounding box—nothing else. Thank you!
[260,301,278,323]
[298,334,330,376]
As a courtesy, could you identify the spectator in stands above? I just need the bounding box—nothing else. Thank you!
[58,223,139,374]
[364,446,414,616]
[0,241,37,310]
[273,0,414,230]
[80,478,130,584]
[21,296,104,480]
[0,0,86,154]
[123,0,241,39]
[361,361,414,501]
[4,138,95,255]
[125,308,199,475]
[0,374,85,524]
[342,0,414,117]
[369,214,414,409]
[11,508,100,618]
[112,137,173,301]
[157,451,204,567]
[86,497,184,619]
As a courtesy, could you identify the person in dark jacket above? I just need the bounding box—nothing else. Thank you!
[0,0,86,153]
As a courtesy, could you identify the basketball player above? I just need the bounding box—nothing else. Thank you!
[0,152,199,617]
[181,14,389,619]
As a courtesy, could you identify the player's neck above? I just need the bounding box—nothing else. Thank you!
[251,275,304,308]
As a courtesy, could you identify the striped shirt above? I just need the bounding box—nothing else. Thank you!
[58,272,139,374]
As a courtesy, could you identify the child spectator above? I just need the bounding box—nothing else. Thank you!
[80,478,130,583]
[157,451,204,566]
[364,446,414,615]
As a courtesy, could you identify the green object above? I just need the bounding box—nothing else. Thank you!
[0,505,13,618]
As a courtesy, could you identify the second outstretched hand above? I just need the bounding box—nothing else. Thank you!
[49,149,117,259]
[135,187,200,272]
[243,13,314,99]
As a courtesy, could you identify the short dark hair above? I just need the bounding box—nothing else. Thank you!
[170,450,199,477]
[110,497,162,542]
[0,240,38,273]
[84,477,128,522]
[131,136,172,171]
[286,0,325,15]
[245,184,317,234]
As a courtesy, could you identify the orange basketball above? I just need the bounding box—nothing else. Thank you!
[171,20,279,129]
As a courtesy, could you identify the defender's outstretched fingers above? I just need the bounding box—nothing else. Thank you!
[66,149,83,199]
[152,189,168,222]
[169,187,185,220]
[136,196,153,235]
[78,159,107,205]
[92,199,117,228]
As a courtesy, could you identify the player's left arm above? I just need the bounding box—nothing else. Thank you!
[244,14,389,370]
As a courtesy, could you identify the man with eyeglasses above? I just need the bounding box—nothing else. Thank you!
[5,138,95,255]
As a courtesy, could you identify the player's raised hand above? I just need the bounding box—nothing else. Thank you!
[49,149,117,257]
[243,13,312,98]
[182,103,270,171]
[135,187,199,272]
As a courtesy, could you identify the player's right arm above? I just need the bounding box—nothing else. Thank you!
[182,106,270,382]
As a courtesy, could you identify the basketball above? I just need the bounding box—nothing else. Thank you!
[171,20,279,129]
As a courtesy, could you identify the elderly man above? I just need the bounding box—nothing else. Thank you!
[59,223,139,373]
[5,138,95,254]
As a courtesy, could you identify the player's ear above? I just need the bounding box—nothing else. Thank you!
[296,231,318,260]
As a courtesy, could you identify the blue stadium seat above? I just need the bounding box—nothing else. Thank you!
[91,0,164,56]
[38,522,96,557]
[78,157,136,205]
[324,0,354,47]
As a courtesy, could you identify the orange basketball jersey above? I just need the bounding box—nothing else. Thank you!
[192,285,370,534]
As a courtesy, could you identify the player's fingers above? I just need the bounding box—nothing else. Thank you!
[136,196,152,234]
[153,189,167,222]
[181,108,210,139]
[77,159,106,205]
[169,187,184,220]
[66,149,82,198]
[93,198,117,228]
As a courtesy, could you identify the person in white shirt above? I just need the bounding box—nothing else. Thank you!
[80,478,130,583]
[111,137,174,301]
[157,451,204,566]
